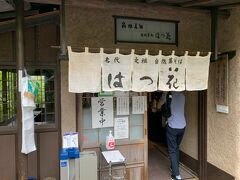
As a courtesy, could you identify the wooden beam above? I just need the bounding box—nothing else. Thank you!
[60,0,67,57]
[0,10,39,20]
[145,0,160,3]
[219,50,236,60]
[0,10,60,33]
[25,0,60,5]
[211,7,218,62]
[181,0,214,7]
[0,0,14,12]
[66,0,210,15]
[218,2,240,10]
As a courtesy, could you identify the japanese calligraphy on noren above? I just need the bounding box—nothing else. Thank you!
[158,54,186,91]
[114,16,178,44]
[102,52,132,91]
[91,97,113,128]
[132,54,159,92]
[68,46,211,92]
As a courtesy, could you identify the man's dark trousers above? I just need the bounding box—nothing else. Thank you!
[166,124,185,176]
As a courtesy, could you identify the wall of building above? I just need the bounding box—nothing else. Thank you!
[207,7,240,180]
[0,22,60,180]
[61,61,76,135]
[181,91,198,160]
[64,0,211,161]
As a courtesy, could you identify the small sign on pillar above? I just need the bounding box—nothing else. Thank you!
[215,54,228,113]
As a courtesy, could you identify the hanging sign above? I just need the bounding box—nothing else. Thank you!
[102,49,133,91]
[91,97,114,128]
[68,46,102,93]
[186,52,211,91]
[21,76,36,154]
[215,54,228,113]
[132,50,159,92]
[158,51,186,91]
[114,16,178,45]
[68,46,211,92]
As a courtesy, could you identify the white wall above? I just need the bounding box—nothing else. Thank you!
[207,7,240,180]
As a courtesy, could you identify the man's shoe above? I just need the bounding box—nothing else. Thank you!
[171,175,182,180]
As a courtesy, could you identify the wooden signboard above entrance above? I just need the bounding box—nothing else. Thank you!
[114,16,179,45]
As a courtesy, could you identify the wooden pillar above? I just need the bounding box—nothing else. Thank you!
[60,0,67,57]
[198,90,207,180]
[16,0,28,179]
[211,7,218,62]
[197,6,219,180]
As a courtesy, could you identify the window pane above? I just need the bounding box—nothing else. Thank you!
[0,69,17,127]
[83,107,92,129]
[28,69,55,125]
[130,126,144,140]
[130,114,144,126]
[83,129,98,145]
[99,127,114,144]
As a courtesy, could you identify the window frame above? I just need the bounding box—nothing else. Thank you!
[27,66,60,132]
[0,65,60,134]
[0,67,17,134]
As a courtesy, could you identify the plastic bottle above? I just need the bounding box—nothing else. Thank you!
[106,130,115,150]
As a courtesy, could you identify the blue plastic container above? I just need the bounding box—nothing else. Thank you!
[67,148,80,159]
[60,148,69,160]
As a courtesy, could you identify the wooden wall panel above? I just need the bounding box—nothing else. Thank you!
[100,165,144,180]
[39,132,59,180]
[118,144,144,163]
[27,135,38,178]
[0,32,13,61]
[0,135,16,180]
[25,27,36,62]
[126,166,144,180]
[38,24,58,64]
[86,144,145,180]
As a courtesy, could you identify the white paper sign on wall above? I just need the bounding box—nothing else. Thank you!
[132,96,145,114]
[114,117,129,139]
[91,97,114,128]
[63,132,79,149]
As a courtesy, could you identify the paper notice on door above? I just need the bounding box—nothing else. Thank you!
[114,117,129,139]
[132,96,145,114]
[117,97,129,115]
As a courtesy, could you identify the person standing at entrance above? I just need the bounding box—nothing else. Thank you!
[162,91,186,180]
